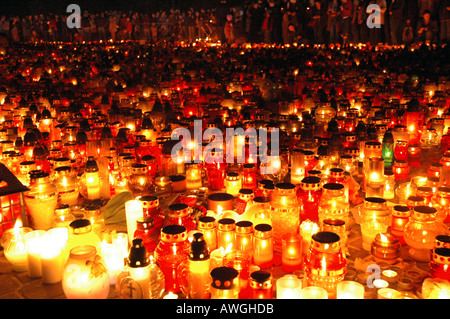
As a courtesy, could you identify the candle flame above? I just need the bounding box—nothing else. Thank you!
[379,233,388,243]
[321,256,327,272]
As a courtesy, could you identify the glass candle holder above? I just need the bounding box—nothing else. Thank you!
[361,218,388,251]
[207,193,234,214]
[134,216,159,253]
[336,281,365,299]
[433,186,450,223]
[205,148,226,191]
[154,225,190,293]
[358,197,391,228]
[24,229,46,278]
[276,274,302,299]
[318,183,349,228]
[371,233,401,264]
[197,216,218,251]
[242,163,257,191]
[430,248,450,281]
[217,218,236,250]
[235,221,254,257]
[138,195,164,234]
[24,170,58,231]
[299,220,320,260]
[282,233,302,272]
[235,189,255,217]
[394,140,409,161]
[249,270,273,299]
[270,182,300,253]
[383,171,396,200]
[299,286,328,299]
[290,148,305,185]
[391,205,411,245]
[128,163,152,197]
[253,223,274,270]
[404,206,448,262]
[303,231,347,299]
[366,157,385,190]
[170,175,187,193]
[1,224,33,272]
[223,250,252,297]
[225,172,242,197]
[297,176,322,222]
[62,245,109,299]
[210,266,240,299]
[52,166,79,206]
[321,218,348,256]
[163,203,196,232]
[185,163,203,190]
[82,156,101,201]
[152,176,172,198]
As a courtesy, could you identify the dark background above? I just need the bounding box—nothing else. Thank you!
[0,0,241,16]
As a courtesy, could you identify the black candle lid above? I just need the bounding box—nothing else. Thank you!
[189,232,210,261]
[210,267,239,289]
[127,238,150,268]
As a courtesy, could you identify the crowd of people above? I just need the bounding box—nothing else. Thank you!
[0,0,449,46]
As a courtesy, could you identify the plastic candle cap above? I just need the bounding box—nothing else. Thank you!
[189,232,210,261]
[127,238,150,268]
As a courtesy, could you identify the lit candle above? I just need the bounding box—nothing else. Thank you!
[111,232,129,259]
[336,281,365,299]
[217,218,236,250]
[125,200,144,245]
[41,227,68,284]
[225,172,242,197]
[371,233,401,264]
[299,286,328,299]
[24,230,46,278]
[2,219,32,272]
[276,275,302,299]
[101,240,124,285]
[377,287,399,299]
[360,219,388,251]
[84,156,101,200]
[299,220,319,258]
[163,291,179,299]
[253,224,273,269]
[281,233,302,272]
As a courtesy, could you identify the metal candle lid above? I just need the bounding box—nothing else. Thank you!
[127,238,150,268]
[161,224,187,243]
[138,195,159,208]
[300,176,322,191]
[311,231,341,253]
[210,267,239,290]
[254,223,272,239]
[435,235,450,249]
[168,203,190,217]
[235,220,253,234]
[218,218,236,232]
[249,270,273,289]
[197,216,217,230]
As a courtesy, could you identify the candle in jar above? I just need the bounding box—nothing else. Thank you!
[111,232,129,259]
[125,200,144,245]
[24,230,46,278]
[276,274,302,299]
[299,286,328,299]
[377,287,399,299]
[299,220,319,258]
[253,224,273,269]
[281,233,302,272]
[336,281,365,299]
[41,228,68,284]
[101,240,124,285]
[360,219,388,251]
[2,220,32,272]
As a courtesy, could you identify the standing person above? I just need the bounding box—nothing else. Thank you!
[341,0,353,45]
[310,0,326,44]
[224,13,235,44]
[186,10,196,42]
[142,14,151,42]
[282,7,290,44]
[261,8,273,43]
[96,13,107,41]
[438,0,450,43]
[416,9,438,43]
[109,14,118,42]
[327,0,340,44]
[388,0,405,45]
